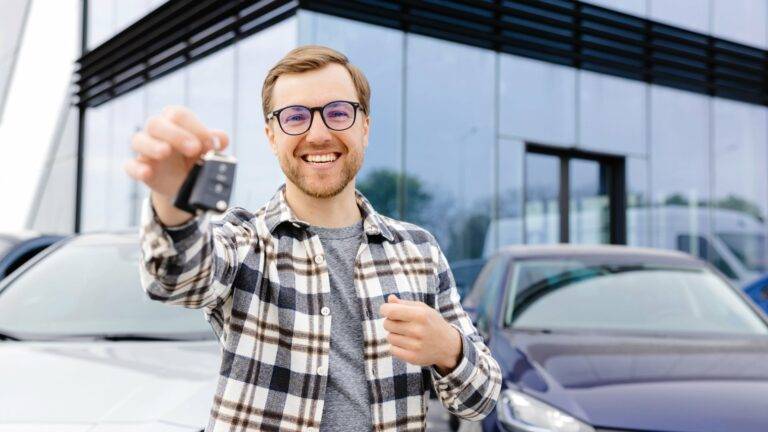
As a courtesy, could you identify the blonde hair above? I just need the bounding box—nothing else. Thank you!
[261,45,371,122]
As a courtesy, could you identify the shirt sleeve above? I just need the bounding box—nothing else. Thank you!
[428,241,502,421]
[138,195,257,312]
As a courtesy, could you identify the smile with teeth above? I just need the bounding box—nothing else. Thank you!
[302,153,340,164]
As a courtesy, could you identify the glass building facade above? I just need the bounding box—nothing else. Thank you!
[30,0,768,287]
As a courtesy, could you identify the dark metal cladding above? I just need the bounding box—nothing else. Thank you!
[74,0,768,109]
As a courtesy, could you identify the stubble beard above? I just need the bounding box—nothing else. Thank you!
[281,149,364,199]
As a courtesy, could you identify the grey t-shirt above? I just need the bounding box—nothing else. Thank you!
[307,220,371,432]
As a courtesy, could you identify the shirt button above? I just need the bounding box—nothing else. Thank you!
[314,254,325,265]
[317,365,327,375]
[321,306,330,316]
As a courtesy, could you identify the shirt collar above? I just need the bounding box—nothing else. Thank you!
[264,184,395,242]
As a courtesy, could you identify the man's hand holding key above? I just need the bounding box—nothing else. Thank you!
[123,105,230,227]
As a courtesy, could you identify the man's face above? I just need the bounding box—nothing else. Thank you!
[265,63,370,199]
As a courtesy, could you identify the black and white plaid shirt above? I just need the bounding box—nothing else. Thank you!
[139,184,501,432]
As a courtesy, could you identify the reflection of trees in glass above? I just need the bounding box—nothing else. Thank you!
[357,170,493,261]
[446,212,490,261]
[660,192,764,222]
[357,168,432,221]
[663,193,691,206]
[712,195,764,222]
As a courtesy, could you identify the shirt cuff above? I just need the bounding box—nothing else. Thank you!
[430,324,479,394]
[139,196,206,268]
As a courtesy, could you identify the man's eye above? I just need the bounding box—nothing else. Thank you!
[285,114,307,122]
[328,110,350,118]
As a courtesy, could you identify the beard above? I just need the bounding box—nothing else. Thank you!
[279,146,364,199]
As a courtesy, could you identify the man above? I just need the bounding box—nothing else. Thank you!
[125,45,501,432]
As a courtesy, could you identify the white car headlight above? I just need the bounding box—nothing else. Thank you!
[497,389,595,432]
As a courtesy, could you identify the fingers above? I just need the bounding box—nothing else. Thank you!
[123,158,152,182]
[389,344,418,365]
[131,131,172,160]
[382,317,415,335]
[145,115,204,158]
[209,129,230,152]
[380,304,417,322]
[387,294,420,305]
[387,332,420,351]
[161,105,217,152]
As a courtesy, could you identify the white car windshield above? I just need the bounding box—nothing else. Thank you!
[0,235,215,340]
[507,260,768,336]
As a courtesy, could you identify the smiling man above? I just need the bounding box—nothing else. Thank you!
[126,45,501,432]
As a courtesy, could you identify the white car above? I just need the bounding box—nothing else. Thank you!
[0,232,221,432]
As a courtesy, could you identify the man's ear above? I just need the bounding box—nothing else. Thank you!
[362,115,370,149]
[264,123,278,155]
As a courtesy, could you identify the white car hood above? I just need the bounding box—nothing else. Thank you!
[0,340,221,431]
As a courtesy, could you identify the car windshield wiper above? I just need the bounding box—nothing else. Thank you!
[0,329,21,341]
[83,333,192,341]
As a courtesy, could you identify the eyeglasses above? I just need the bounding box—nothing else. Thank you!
[267,100,364,136]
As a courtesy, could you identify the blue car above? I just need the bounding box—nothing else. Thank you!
[0,232,64,280]
[744,275,768,315]
[458,245,768,432]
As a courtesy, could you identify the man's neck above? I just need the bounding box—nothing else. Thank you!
[284,181,363,228]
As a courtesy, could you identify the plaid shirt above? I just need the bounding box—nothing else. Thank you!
[139,184,501,432]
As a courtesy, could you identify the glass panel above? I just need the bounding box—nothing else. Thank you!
[232,18,297,209]
[712,99,768,283]
[649,86,710,255]
[649,0,708,33]
[187,46,234,139]
[494,139,526,255]
[88,0,155,50]
[569,159,610,244]
[579,71,647,156]
[113,0,152,36]
[134,68,186,217]
[626,157,651,247]
[82,103,112,231]
[404,35,495,262]
[110,89,146,228]
[28,104,78,234]
[84,89,147,231]
[712,0,767,49]
[310,13,404,218]
[87,0,114,49]
[499,55,576,146]
[583,0,647,17]
[525,153,560,244]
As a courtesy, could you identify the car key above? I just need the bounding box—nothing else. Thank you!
[174,144,237,214]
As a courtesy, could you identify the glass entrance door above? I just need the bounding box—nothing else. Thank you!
[524,145,624,245]
[569,159,611,244]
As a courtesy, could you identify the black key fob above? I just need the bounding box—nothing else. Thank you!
[174,150,237,214]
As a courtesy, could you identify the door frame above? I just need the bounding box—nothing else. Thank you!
[525,143,627,244]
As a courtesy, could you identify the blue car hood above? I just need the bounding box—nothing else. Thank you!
[500,330,768,432]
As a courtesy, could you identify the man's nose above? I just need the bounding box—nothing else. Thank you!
[305,110,332,143]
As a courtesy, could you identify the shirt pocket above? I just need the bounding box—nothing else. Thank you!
[384,254,437,308]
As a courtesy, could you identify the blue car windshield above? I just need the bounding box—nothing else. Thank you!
[0,235,215,340]
[506,260,768,335]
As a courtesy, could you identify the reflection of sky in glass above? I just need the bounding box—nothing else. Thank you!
[0,0,31,123]
[405,34,495,260]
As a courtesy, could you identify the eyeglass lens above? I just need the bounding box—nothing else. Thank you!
[278,101,356,134]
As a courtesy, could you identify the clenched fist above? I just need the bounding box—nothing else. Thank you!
[123,105,230,225]
[379,294,463,376]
